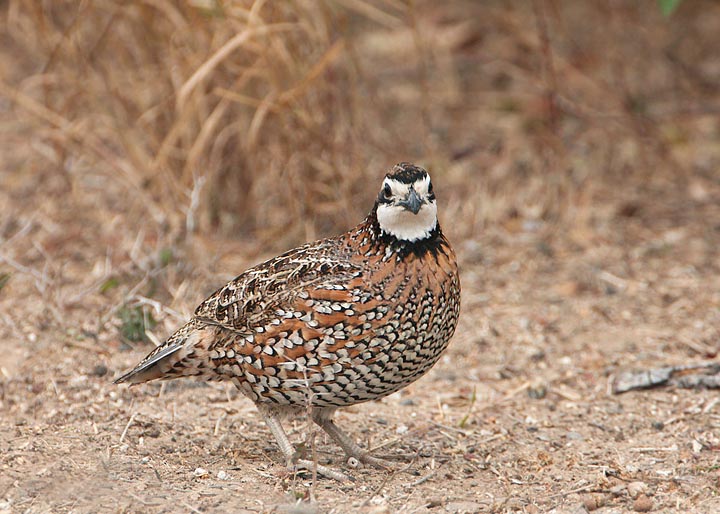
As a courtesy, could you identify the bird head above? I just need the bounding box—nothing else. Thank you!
[375,163,438,242]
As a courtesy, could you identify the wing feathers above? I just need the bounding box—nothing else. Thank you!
[114,322,202,384]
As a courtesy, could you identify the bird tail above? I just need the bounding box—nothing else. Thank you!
[114,321,209,385]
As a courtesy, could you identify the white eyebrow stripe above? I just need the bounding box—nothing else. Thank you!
[413,175,431,195]
[384,178,410,197]
[383,174,431,197]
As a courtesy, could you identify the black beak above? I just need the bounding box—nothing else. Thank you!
[399,187,423,214]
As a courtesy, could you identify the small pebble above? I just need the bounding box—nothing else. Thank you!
[193,467,209,478]
[610,484,627,496]
[445,501,484,513]
[396,424,408,434]
[566,431,585,441]
[692,439,704,454]
[505,498,524,510]
[582,493,606,511]
[140,457,150,464]
[627,481,648,499]
[633,494,653,512]
[528,384,547,399]
[91,365,108,377]
[144,428,161,438]
[217,470,229,480]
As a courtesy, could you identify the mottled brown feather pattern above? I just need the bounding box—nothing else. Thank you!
[115,163,460,477]
[173,213,460,408]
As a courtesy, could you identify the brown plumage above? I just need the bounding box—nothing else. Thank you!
[115,162,460,480]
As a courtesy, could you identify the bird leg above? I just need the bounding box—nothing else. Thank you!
[257,405,351,482]
[311,410,390,469]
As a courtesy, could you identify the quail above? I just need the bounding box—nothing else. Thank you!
[115,162,461,480]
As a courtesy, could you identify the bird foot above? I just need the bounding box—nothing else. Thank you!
[288,459,353,482]
[345,452,393,470]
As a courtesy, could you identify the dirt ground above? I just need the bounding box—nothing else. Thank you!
[2,2,720,513]
[2,165,719,513]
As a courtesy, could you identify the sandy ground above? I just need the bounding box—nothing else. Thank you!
[1,164,719,513]
[2,2,720,512]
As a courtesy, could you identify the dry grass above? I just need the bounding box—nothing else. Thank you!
[3,0,718,246]
[2,1,720,512]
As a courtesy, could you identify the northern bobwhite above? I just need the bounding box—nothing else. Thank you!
[115,162,460,480]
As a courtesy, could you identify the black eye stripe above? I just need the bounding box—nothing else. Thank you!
[378,178,436,205]
[378,184,393,204]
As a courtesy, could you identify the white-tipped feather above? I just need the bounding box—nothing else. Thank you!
[114,343,186,384]
[114,324,205,384]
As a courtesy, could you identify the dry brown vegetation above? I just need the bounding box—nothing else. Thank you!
[1,1,720,513]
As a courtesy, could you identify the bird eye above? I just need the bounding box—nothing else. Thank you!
[382,184,392,199]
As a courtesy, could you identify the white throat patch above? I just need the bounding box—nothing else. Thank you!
[376,175,437,242]
[377,202,437,241]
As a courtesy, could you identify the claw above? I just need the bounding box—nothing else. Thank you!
[289,459,353,482]
[356,453,393,471]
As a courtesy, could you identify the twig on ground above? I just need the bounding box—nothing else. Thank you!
[545,481,594,499]
[180,501,203,514]
[408,469,437,487]
[613,361,720,394]
[214,412,226,437]
[119,413,137,444]
[128,493,162,507]
[629,445,678,453]
[369,436,402,453]
[702,397,719,414]
[478,433,505,445]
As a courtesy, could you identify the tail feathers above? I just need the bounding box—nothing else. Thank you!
[114,322,204,385]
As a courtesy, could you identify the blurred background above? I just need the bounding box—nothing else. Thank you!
[2,0,718,345]
[1,1,720,511]
[3,0,718,243]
